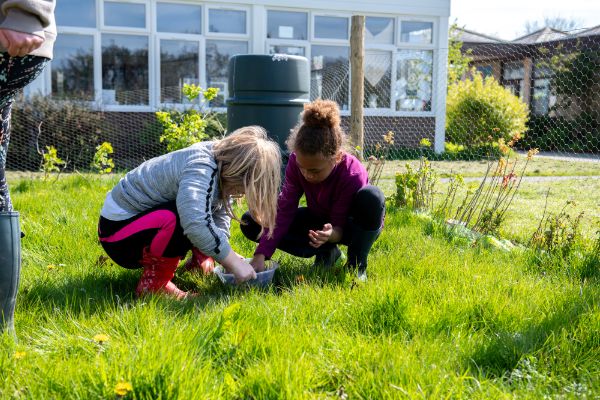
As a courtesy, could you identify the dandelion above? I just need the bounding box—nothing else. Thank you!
[93,334,109,344]
[114,381,133,397]
[47,264,56,271]
[14,351,26,359]
[527,148,539,160]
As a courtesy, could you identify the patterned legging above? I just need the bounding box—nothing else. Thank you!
[0,53,49,212]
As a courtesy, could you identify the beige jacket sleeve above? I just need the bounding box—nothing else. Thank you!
[0,0,55,38]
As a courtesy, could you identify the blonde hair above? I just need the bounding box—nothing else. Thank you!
[213,126,281,238]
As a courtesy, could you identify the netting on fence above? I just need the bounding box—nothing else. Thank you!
[5,26,600,241]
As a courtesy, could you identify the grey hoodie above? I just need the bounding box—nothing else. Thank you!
[0,0,56,59]
[107,142,233,262]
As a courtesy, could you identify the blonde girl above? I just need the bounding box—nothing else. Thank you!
[98,126,281,298]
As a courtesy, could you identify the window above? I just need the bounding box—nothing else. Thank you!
[502,61,525,98]
[268,45,305,56]
[532,63,555,115]
[102,34,149,105]
[311,45,349,109]
[476,64,493,78]
[267,11,308,40]
[395,50,433,111]
[209,9,246,34]
[314,16,348,40]
[157,3,201,34]
[104,2,146,29]
[206,40,248,106]
[364,51,392,109]
[52,34,94,100]
[365,17,394,44]
[160,40,199,104]
[56,0,96,28]
[400,21,433,44]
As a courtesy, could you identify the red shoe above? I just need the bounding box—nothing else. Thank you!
[182,248,215,275]
[136,248,189,299]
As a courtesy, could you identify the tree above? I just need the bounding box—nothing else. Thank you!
[523,17,582,35]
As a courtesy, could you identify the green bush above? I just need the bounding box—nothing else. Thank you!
[521,115,600,153]
[10,96,104,171]
[446,73,529,146]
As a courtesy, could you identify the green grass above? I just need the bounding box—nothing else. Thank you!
[1,174,599,399]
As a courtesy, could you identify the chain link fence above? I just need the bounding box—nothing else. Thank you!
[6,25,600,240]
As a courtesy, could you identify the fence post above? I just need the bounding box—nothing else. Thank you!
[350,15,365,161]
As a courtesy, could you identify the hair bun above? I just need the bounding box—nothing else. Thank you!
[302,99,341,129]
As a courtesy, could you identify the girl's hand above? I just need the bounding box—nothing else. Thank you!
[222,250,256,283]
[250,254,266,272]
[308,223,333,248]
[0,29,44,57]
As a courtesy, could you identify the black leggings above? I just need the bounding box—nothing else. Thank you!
[241,185,385,259]
[0,54,50,212]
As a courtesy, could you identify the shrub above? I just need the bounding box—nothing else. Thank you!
[10,96,104,171]
[446,73,529,146]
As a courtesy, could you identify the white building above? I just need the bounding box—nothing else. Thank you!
[30,0,451,152]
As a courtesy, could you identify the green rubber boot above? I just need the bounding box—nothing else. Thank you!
[0,212,21,337]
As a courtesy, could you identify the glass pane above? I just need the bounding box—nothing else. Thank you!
[400,21,433,44]
[395,50,433,112]
[157,3,201,34]
[209,9,246,34]
[102,34,149,105]
[503,62,524,79]
[160,40,199,104]
[267,10,308,40]
[365,17,394,44]
[476,65,493,78]
[104,2,145,28]
[52,34,94,100]
[364,52,391,109]
[311,45,349,109]
[206,40,248,106]
[314,16,348,40]
[268,45,305,57]
[56,0,95,27]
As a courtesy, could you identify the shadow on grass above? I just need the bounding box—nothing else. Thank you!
[465,295,590,379]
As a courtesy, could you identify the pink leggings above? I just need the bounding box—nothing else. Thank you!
[98,202,192,269]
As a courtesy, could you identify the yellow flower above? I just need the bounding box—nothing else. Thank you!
[114,381,133,397]
[47,264,56,271]
[419,138,432,148]
[295,275,305,283]
[497,139,510,155]
[93,334,109,344]
[14,351,26,359]
[383,131,395,145]
[527,148,539,160]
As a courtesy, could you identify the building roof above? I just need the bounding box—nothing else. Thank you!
[512,27,569,44]
[454,27,505,44]
[574,25,600,37]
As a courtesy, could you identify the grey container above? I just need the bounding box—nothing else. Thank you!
[226,54,310,154]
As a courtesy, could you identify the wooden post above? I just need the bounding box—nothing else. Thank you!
[350,15,365,161]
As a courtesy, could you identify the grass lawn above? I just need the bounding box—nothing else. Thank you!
[1,174,598,398]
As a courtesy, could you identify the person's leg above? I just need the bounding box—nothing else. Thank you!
[98,202,193,298]
[0,54,50,212]
[0,54,50,335]
[241,207,335,261]
[344,185,386,280]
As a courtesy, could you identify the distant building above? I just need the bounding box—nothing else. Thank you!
[456,26,600,118]
[26,0,451,152]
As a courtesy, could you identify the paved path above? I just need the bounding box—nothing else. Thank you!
[518,151,600,163]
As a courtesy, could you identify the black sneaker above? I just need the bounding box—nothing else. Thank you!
[313,245,342,269]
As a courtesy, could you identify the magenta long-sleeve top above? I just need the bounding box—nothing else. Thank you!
[256,151,368,259]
